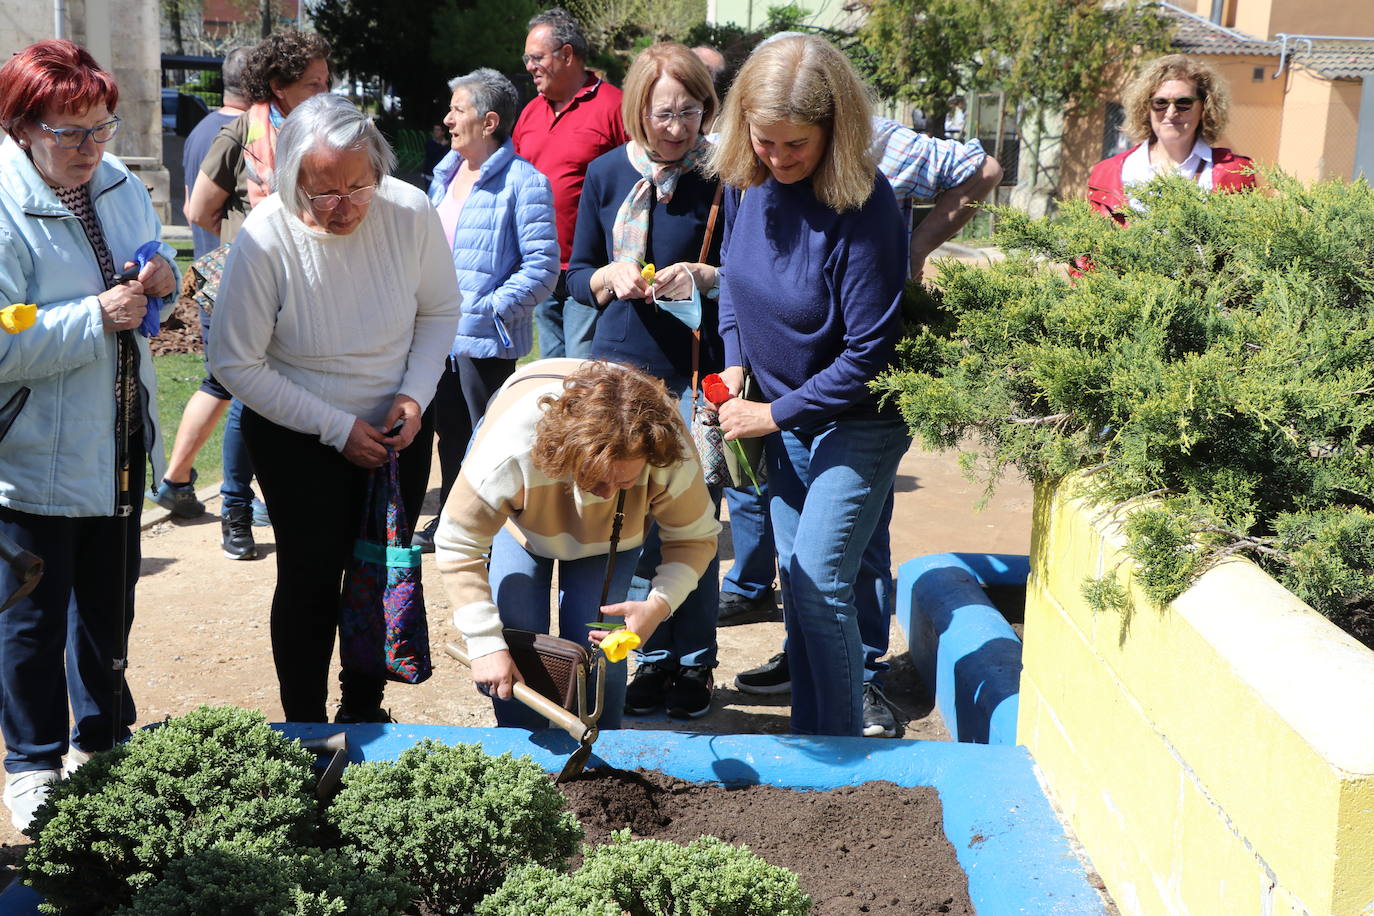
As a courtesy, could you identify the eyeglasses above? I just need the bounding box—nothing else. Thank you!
[1150,96,1198,113]
[522,49,558,66]
[645,108,704,127]
[305,185,377,211]
[37,116,120,149]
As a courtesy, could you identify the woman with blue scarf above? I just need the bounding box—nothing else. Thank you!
[566,41,723,721]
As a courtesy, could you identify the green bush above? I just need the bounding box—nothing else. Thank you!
[327,739,583,915]
[875,171,1374,640]
[475,830,813,916]
[22,706,320,914]
[112,843,415,916]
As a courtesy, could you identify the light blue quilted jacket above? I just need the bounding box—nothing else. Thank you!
[0,137,175,516]
[428,140,558,360]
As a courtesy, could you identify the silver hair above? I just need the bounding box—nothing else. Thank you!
[447,68,519,143]
[221,47,251,98]
[273,94,395,212]
[527,8,588,61]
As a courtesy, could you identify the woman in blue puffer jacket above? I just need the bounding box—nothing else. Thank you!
[0,40,178,832]
[416,67,558,551]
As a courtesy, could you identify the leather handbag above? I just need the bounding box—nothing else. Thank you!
[338,448,432,685]
[501,629,588,712]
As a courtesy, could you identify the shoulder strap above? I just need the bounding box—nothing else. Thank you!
[690,182,726,406]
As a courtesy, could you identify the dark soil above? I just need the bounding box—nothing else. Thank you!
[560,767,975,915]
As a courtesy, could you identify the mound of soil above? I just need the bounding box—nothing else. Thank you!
[561,767,974,915]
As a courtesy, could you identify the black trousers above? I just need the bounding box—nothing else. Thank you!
[431,355,516,509]
[241,408,432,722]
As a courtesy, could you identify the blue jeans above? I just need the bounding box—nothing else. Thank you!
[534,285,598,359]
[722,483,775,599]
[220,398,255,510]
[488,528,642,730]
[627,378,720,671]
[767,417,910,737]
[0,439,145,771]
[725,480,896,683]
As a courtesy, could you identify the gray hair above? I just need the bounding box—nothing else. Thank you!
[528,8,588,61]
[447,68,520,143]
[273,94,395,212]
[221,47,250,98]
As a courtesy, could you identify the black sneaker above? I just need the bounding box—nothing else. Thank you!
[734,652,791,695]
[148,469,204,518]
[624,661,673,715]
[717,587,779,626]
[411,516,439,554]
[334,705,395,724]
[666,665,714,719]
[221,505,258,560]
[861,683,905,739]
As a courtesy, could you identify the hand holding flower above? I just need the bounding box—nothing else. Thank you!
[591,594,670,648]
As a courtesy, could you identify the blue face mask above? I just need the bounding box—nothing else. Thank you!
[653,271,701,331]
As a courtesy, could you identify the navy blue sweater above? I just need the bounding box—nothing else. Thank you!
[719,173,906,427]
[567,146,723,383]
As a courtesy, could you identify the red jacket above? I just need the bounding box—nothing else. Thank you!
[1087,145,1256,225]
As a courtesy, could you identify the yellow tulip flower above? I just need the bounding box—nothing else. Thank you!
[599,629,641,663]
[640,263,656,285]
[0,304,37,335]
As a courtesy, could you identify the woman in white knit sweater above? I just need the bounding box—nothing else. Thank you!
[210,95,461,723]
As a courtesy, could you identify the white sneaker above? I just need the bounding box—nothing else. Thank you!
[4,769,60,832]
[63,746,93,777]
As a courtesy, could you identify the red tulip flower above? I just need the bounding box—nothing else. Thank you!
[698,373,762,494]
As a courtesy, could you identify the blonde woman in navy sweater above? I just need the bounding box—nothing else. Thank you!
[708,35,910,738]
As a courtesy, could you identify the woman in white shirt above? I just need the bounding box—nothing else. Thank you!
[210,94,461,724]
[1088,54,1256,224]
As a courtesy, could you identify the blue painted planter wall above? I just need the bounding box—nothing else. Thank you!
[895,553,1028,745]
[3,724,1103,915]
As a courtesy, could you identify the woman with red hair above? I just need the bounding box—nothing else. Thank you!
[0,39,177,831]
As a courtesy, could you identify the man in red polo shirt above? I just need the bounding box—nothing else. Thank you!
[513,8,628,359]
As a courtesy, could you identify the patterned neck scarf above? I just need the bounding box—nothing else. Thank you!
[55,184,116,286]
[611,136,711,265]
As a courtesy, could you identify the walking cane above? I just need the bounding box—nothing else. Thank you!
[111,324,137,753]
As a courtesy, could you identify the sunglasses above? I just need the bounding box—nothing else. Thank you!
[1150,96,1198,114]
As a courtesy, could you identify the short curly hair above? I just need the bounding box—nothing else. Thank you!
[1122,53,1231,146]
[241,30,332,105]
[532,362,689,491]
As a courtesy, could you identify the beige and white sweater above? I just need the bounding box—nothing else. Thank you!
[434,359,720,660]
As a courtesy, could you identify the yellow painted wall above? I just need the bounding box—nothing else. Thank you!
[1018,482,1374,915]
[1233,0,1374,41]
[1275,70,1362,181]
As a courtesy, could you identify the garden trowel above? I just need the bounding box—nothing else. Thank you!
[445,641,605,782]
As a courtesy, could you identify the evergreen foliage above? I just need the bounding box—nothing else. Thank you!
[111,844,415,916]
[327,739,583,915]
[875,172,1374,642]
[474,830,813,915]
[21,706,320,914]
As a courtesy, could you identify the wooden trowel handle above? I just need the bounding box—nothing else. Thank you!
[444,642,589,740]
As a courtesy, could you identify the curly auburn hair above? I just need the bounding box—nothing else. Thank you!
[241,30,332,105]
[532,362,689,490]
[1122,53,1232,146]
